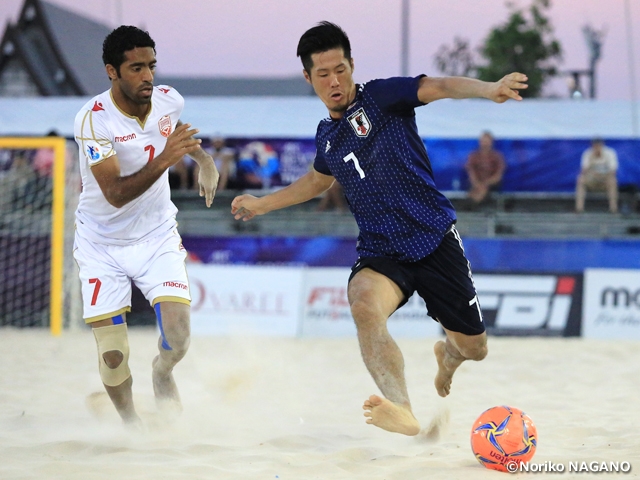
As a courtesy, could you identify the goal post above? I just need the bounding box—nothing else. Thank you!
[0,136,68,335]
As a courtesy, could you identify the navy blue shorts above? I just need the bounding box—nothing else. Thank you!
[348,225,485,336]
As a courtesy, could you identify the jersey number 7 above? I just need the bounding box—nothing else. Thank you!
[144,144,155,163]
[343,152,365,179]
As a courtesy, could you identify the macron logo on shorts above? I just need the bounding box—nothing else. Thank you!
[163,281,188,290]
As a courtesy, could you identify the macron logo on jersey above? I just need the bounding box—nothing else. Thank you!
[163,281,188,290]
[158,87,170,94]
[92,101,104,112]
[115,133,137,143]
[325,140,331,153]
[348,108,372,137]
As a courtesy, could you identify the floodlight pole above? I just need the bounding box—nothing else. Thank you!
[625,0,639,137]
[401,0,409,76]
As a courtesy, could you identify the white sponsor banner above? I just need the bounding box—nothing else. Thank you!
[583,268,640,339]
[474,274,574,332]
[187,264,303,336]
[300,268,443,337]
[185,266,580,337]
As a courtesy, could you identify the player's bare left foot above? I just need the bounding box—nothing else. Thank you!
[152,355,182,415]
[362,394,420,436]
[434,340,465,397]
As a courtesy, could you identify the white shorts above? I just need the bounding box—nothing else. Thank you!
[73,227,191,323]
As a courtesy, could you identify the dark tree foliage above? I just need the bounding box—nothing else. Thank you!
[476,0,562,97]
[434,37,475,77]
[433,0,562,98]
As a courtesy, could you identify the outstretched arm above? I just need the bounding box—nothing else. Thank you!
[418,73,528,104]
[232,169,335,221]
[177,120,219,207]
[186,145,219,207]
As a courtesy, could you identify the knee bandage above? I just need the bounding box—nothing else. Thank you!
[93,323,131,387]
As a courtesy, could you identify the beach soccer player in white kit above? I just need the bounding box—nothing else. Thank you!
[73,26,219,426]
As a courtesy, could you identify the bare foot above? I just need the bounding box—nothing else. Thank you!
[362,395,420,436]
[152,355,182,415]
[434,340,462,397]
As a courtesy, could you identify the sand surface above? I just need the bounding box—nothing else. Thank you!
[1,327,639,479]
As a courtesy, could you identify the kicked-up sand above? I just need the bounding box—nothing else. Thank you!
[0,327,639,479]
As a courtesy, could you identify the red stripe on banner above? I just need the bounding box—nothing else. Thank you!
[556,277,575,295]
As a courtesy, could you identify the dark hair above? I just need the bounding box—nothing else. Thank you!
[296,21,351,73]
[102,25,156,75]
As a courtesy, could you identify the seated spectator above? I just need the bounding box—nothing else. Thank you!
[465,131,506,206]
[237,141,280,190]
[575,138,618,213]
[201,136,238,191]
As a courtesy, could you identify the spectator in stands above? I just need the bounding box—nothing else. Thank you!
[201,136,238,190]
[0,150,36,216]
[32,130,60,177]
[237,141,280,189]
[168,156,190,190]
[170,136,237,191]
[575,138,618,214]
[465,131,506,206]
[316,181,347,212]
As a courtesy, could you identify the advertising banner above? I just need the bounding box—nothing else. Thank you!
[185,265,582,338]
[187,264,303,336]
[298,270,582,338]
[583,268,640,339]
[475,274,582,337]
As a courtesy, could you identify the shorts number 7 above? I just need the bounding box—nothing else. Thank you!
[89,278,102,306]
[343,152,365,179]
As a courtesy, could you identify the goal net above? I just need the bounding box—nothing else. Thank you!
[0,137,82,334]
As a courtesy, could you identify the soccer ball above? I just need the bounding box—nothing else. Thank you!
[470,405,537,472]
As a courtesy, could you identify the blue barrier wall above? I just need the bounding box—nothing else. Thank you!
[427,138,640,192]
[223,137,640,193]
[182,236,640,273]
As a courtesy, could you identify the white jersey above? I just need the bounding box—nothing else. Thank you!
[581,145,618,175]
[74,86,183,245]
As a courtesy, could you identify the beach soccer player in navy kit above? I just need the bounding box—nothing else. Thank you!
[231,21,528,436]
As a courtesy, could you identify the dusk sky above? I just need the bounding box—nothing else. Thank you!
[1,0,638,101]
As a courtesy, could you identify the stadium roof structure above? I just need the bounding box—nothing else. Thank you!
[0,0,313,97]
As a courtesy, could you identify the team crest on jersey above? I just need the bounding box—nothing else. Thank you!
[347,108,372,137]
[85,142,102,161]
[158,115,172,138]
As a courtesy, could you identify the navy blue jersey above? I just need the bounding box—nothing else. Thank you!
[313,76,457,262]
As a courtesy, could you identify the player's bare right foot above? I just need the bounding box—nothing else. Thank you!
[152,355,182,415]
[434,340,464,397]
[362,395,421,436]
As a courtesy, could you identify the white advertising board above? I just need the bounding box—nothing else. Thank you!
[583,268,640,339]
[187,264,303,336]
[184,265,583,338]
[474,274,577,335]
